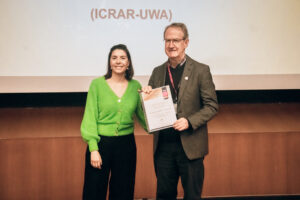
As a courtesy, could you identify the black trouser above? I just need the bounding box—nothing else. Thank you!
[82,134,136,200]
[154,141,204,200]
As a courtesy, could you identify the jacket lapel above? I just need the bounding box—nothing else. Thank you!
[178,56,193,102]
[157,63,167,87]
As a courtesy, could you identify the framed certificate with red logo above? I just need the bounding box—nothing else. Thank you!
[140,85,177,132]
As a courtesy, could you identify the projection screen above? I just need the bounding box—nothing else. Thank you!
[0,0,299,92]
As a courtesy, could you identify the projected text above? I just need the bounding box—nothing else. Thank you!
[90,8,173,22]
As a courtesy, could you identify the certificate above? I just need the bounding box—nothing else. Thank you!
[140,85,177,132]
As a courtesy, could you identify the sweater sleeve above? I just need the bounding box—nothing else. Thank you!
[81,80,100,152]
[135,82,147,131]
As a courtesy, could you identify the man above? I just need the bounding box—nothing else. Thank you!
[143,23,218,200]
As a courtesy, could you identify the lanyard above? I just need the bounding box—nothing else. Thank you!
[167,58,186,102]
[167,64,178,100]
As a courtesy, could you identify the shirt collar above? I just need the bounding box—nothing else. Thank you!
[168,57,187,68]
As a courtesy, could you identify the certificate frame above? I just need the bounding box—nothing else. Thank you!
[140,85,177,132]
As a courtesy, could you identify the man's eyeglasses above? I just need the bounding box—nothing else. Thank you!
[164,38,185,45]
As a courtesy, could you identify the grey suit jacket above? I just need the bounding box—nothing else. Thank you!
[148,55,218,160]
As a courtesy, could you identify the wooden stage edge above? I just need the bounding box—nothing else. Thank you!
[0,103,299,199]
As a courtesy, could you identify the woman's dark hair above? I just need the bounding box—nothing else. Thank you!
[104,44,134,80]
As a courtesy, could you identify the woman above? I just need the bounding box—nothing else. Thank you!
[81,44,146,200]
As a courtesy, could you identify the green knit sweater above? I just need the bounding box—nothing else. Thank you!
[81,76,146,152]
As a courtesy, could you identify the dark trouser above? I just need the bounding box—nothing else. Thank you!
[154,141,204,200]
[82,134,136,200]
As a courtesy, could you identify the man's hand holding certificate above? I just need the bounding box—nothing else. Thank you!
[140,85,177,132]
